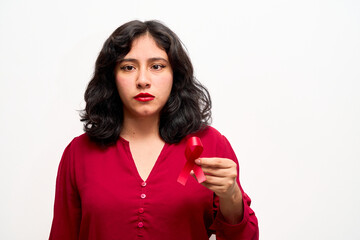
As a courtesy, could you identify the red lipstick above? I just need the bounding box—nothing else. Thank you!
[134,93,155,102]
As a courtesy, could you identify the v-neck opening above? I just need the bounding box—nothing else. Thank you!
[118,137,170,183]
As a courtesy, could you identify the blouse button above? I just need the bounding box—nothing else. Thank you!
[141,181,147,187]
[140,193,146,199]
[138,208,144,214]
[138,222,144,228]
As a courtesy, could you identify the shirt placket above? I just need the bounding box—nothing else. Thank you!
[137,181,147,238]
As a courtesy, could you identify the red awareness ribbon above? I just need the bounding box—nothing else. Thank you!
[177,136,206,186]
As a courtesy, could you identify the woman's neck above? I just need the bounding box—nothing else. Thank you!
[121,114,161,141]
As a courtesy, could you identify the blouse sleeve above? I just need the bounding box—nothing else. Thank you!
[49,141,81,240]
[209,135,259,240]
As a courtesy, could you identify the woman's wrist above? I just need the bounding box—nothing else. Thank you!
[219,184,244,224]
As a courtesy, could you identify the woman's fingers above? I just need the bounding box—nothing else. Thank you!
[196,157,237,177]
[201,167,236,178]
[191,169,236,186]
[193,157,238,198]
[201,180,238,197]
[202,175,227,186]
[196,158,236,169]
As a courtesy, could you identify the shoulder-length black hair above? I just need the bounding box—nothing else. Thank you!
[81,20,211,146]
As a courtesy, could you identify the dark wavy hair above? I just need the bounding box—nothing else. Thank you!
[80,20,211,146]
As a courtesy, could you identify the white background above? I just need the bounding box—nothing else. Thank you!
[0,0,359,239]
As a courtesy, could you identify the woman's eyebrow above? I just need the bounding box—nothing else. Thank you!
[147,57,169,63]
[117,58,138,63]
[117,57,169,64]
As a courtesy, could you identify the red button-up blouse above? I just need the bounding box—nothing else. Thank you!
[49,127,258,239]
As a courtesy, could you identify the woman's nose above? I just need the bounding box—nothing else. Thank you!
[136,69,151,89]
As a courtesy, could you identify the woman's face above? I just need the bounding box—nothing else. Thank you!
[115,34,173,120]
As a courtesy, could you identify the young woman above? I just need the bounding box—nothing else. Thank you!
[49,20,258,240]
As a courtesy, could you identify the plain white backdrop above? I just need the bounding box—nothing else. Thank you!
[0,0,359,239]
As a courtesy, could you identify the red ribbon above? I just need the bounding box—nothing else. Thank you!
[177,136,206,186]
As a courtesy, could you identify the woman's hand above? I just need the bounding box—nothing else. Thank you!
[194,157,238,198]
[193,157,244,224]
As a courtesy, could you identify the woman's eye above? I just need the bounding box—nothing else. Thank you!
[120,65,135,71]
[151,64,165,70]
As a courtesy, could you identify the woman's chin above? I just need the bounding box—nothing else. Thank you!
[126,110,160,120]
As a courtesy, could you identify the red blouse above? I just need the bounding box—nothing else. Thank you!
[49,127,258,239]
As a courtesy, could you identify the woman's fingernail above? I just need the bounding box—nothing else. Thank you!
[195,159,201,165]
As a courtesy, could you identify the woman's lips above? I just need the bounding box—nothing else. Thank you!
[134,93,155,102]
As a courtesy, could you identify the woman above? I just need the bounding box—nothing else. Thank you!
[49,20,258,240]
